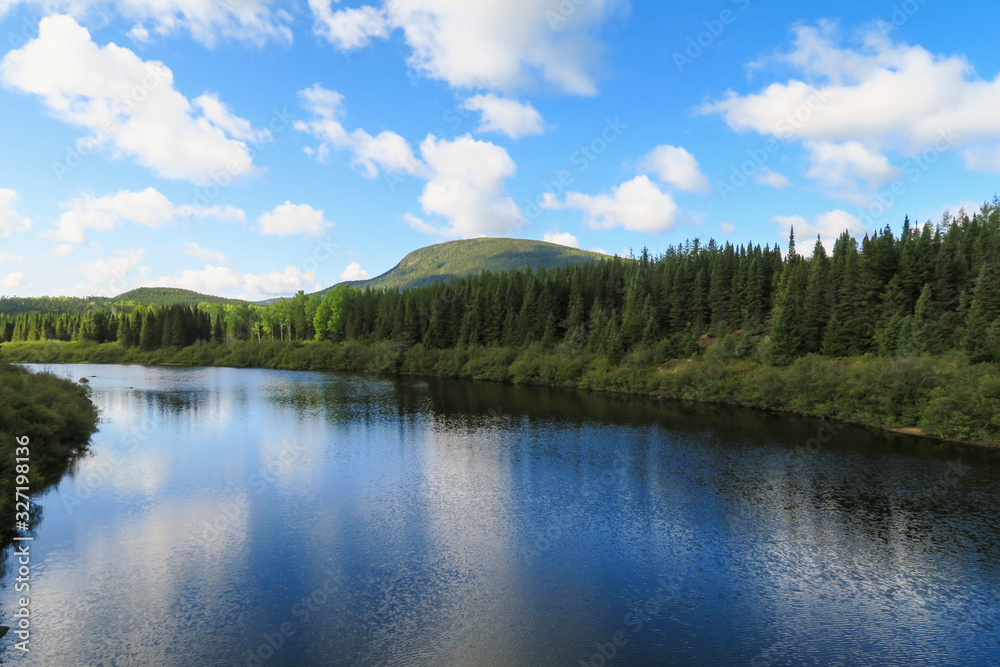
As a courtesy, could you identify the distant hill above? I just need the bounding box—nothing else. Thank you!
[111,287,246,307]
[0,287,246,315]
[322,238,609,295]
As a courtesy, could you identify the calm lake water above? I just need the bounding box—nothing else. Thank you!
[2,363,999,665]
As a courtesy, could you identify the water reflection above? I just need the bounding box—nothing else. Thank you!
[1,364,998,665]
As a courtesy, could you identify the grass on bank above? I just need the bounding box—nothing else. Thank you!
[2,339,997,446]
[0,360,99,549]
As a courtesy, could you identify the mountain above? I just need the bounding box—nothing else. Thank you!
[111,288,246,307]
[324,238,609,294]
[0,288,246,315]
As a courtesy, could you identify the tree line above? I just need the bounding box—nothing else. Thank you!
[2,201,999,366]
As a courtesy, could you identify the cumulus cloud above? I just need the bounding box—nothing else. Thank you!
[155,264,319,297]
[0,252,24,262]
[772,209,867,254]
[0,189,31,236]
[257,202,331,238]
[0,272,32,290]
[542,230,579,248]
[68,248,148,294]
[754,167,791,190]
[50,188,244,245]
[543,175,679,234]
[805,140,900,204]
[182,242,229,264]
[700,22,1000,191]
[296,88,523,239]
[417,134,524,237]
[294,85,422,178]
[463,94,545,138]
[309,0,388,50]
[637,145,710,192]
[308,0,627,94]
[1,0,291,46]
[339,262,369,281]
[1,16,269,184]
[720,222,736,234]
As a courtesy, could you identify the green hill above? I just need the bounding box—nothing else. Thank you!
[326,238,609,294]
[111,287,245,307]
[0,288,245,315]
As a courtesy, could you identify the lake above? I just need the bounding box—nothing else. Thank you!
[2,364,999,665]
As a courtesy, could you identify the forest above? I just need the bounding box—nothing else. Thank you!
[3,202,999,366]
[3,202,1000,445]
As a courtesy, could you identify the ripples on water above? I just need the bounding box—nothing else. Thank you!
[1,364,998,665]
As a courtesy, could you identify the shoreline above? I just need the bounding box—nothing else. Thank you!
[9,340,998,452]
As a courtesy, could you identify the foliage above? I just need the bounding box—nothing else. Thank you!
[323,237,608,292]
[0,359,99,559]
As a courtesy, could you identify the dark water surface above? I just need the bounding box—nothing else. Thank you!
[2,364,999,665]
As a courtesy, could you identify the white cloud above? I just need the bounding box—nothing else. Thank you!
[154,265,241,293]
[637,145,709,192]
[720,222,736,234]
[588,246,609,255]
[805,140,899,204]
[53,243,74,258]
[308,0,627,94]
[0,271,32,290]
[1,16,268,185]
[772,210,867,254]
[257,202,331,238]
[3,0,291,46]
[294,85,422,178]
[0,251,24,262]
[701,23,1000,178]
[296,88,523,239]
[463,94,545,138]
[68,248,148,294]
[182,242,229,264]
[339,262,369,281]
[542,230,579,248]
[308,0,388,50]
[544,175,679,234]
[242,267,319,296]
[155,264,319,297]
[417,134,524,238]
[403,212,439,235]
[0,189,31,236]
[754,167,791,190]
[50,188,244,245]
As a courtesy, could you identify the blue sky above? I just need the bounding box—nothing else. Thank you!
[1,0,999,299]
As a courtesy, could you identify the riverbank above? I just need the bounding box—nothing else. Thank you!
[0,360,99,556]
[3,339,997,448]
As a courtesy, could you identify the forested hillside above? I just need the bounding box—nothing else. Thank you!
[323,238,607,293]
[4,203,998,366]
[0,287,245,317]
[3,202,1000,444]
